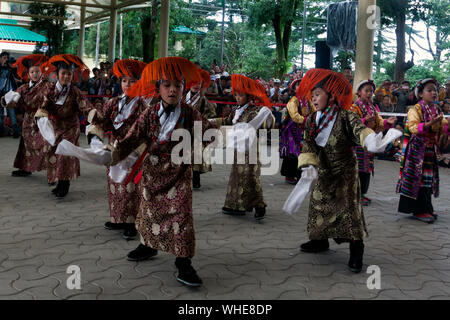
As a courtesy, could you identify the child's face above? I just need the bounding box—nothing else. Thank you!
[358,84,374,102]
[311,87,330,111]
[28,66,41,82]
[58,69,73,86]
[234,92,248,106]
[419,83,437,103]
[382,96,391,106]
[121,77,136,95]
[159,79,184,105]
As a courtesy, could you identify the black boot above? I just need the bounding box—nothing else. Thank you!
[193,171,201,189]
[222,206,246,216]
[300,239,329,253]
[127,244,158,261]
[11,170,31,177]
[104,222,125,230]
[175,257,202,287]
[348,240,364,273]
[123,223,137,240]
[254,207,266,220]
[54,180,70,198]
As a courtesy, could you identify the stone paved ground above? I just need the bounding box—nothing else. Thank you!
[1,135,450,300]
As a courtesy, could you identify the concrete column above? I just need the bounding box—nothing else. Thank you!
[158,0,170,58]
[354,0,376,94]
[77,0,86,58]
[108,0,118,62]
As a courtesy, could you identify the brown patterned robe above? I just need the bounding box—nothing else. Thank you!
[218,104,270,211]
[113,101,215,258]
[187,93,217,173]
[36,82,94,183]
[9,81,50,173]
[298,109,374,241]
[89,96,149,224]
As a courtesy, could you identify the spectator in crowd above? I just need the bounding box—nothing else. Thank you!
[380,95,394,112]
[439,79,450,101]
[375,79,394,103]
[392,80,412,112]
[0,51,19,138]
[342,67,353,85]
[270,79,281,102]
[440,99,450,114]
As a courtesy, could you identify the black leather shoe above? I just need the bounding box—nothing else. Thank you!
[222,207,246,216]
[300,239,329,253]
[254,207,266,220]
[54,180,70,198]
[127,244,158,261]
[11,170,31,177]
[175,258,202,287]
[348,241,364,273]
[123,224,137,240]
[104,222,125,230]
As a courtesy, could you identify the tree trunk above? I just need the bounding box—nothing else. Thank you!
[141,1,158,63]
[394,0,407,83]
[435,25,441,62]
[272,12,286,78]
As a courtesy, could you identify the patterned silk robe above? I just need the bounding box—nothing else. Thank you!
[298,109,374,241]
[216,103,274,211]
[89,95,149,224]
[186,92,217,174]
[35,81,95,183]
[112,101,215,258]
[8,80,50,173]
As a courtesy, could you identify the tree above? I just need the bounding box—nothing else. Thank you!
[378,0,423,82]
[141,0,159,62]
[248,0,301,78]
[30,3,67,56]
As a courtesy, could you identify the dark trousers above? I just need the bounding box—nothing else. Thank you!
[398,187,434,215]
[280,156,300,178]
[359,172,371,195]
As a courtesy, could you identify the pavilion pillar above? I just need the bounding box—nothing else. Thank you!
[158,0,170,58]
[108,0,118,62]
[77,0,86,58]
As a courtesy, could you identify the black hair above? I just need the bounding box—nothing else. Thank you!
[1,51,10,58]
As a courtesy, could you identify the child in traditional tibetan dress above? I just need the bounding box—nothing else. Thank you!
[35,54,95,198]
[185,68,217,189]
[280,79,315,184]
[87,59,148,240]
[107,57,216,287]
[397,78,449,223]
[296,69,379,273]
[214,74,274,220]
[351,80,397,206]
[2,54,50,178]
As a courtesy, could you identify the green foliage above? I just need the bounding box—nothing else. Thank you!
[405,59,450,84]
[29,3,67,56]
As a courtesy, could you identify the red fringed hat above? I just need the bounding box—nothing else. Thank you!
[128,57,202,98]
[12,54,49,82]
[231,74,271,107]
[296,68,353,109]
[186,68,211,91]
[42,54,90,83]
[113,59,146,80]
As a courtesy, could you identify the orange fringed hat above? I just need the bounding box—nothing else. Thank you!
[231,74,271,107]
[42,54,90,83]
[296,68,353,109]
[128,57,202,98]
[186,68,211,91]
[113,59,146,80]
[12,54,49,82]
